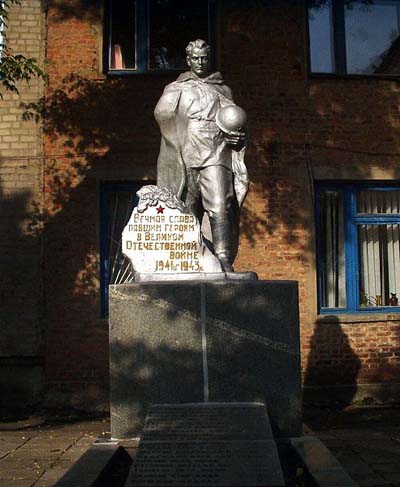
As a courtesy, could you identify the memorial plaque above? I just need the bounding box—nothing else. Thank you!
[125,403,285,487]
[142,403,273,441]
[129,441,283,486]
[122,185,222,278]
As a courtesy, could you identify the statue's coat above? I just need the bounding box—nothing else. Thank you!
[154,71,249,206]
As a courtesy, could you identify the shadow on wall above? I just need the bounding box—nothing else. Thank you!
[40,0,102,22]
[303,316,361,408]
[0,184,45,411]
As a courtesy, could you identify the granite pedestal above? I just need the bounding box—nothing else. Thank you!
[109,280,301,440]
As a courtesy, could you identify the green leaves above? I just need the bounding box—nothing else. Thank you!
[0,0,45,96]
[0,51,45,94]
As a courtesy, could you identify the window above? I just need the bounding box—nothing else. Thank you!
[106,0,214,73]
[100,181,152,317]
[0,2,4,59]
[316,183,400,313]
[308,0,400,75]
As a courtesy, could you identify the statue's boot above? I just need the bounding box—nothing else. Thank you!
[209,216,234,272]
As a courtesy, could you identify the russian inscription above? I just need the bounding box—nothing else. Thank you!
[122,185,222,275]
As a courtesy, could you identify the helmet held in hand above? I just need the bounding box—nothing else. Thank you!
[216,105,247,135]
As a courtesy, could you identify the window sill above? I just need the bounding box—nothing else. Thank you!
[316,312,400,324]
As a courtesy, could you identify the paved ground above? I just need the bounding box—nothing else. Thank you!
[0,406,399,486]
[0,416,112,487]
[304,405,400,486]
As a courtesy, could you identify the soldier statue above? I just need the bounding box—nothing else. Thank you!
[154,39,249,272]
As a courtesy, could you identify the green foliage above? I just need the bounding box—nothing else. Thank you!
[0,52,45,94]
[0,0,45,96]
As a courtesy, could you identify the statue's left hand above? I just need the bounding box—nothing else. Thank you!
[224,130,246,149]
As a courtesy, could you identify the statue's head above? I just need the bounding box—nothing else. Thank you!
[186,39,211,78]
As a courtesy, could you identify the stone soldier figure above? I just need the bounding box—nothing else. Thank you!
[154,39,249,272]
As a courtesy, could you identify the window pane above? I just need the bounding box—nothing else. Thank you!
[358,224,400,307]
[357,190,400,214]
[149,0,209,70]
[308,1,334,73]
[319,190,346,308]
[110,1,136,69]
[101,184,141,317]
[345,1,400,75]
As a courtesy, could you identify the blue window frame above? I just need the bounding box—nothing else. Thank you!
[0,1,5,61]
[105,0,216,75]
[316,183,400,314]
[100,180,152,317]
[0,7,3,52]
[308,0,400,76]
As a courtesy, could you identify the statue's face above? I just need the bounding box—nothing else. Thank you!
[186,47,210,78]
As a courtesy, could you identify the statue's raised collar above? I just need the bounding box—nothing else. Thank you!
[176,71,225,84]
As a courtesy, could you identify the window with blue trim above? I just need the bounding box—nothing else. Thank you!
[100,181,152,317]
[106,0,214,74]
[316,183,400,313]
[308,0,400,75]
[0,2,4,61]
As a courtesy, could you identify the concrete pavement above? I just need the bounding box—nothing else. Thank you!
[0,406,399,486]
[0,417,119,487]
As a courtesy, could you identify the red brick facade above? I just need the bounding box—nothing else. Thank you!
[37,0,400,408]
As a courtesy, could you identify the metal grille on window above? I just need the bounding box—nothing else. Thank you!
[319,190,346,308]
[358,191,400,307]
[105,190,137,288]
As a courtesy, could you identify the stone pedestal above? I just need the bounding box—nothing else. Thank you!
[109,281,301,440]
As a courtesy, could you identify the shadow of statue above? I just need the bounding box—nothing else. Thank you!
[303,316,361,409]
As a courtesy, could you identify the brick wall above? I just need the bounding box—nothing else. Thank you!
[0,0,45,408]
[42,0,400,408]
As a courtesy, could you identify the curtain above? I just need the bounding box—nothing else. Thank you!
[358,191,400,307]
[320,190,346,308]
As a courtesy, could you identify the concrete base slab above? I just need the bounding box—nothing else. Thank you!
[125,403,285,487]
[290,436,358,486]
[53,444,132,487]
